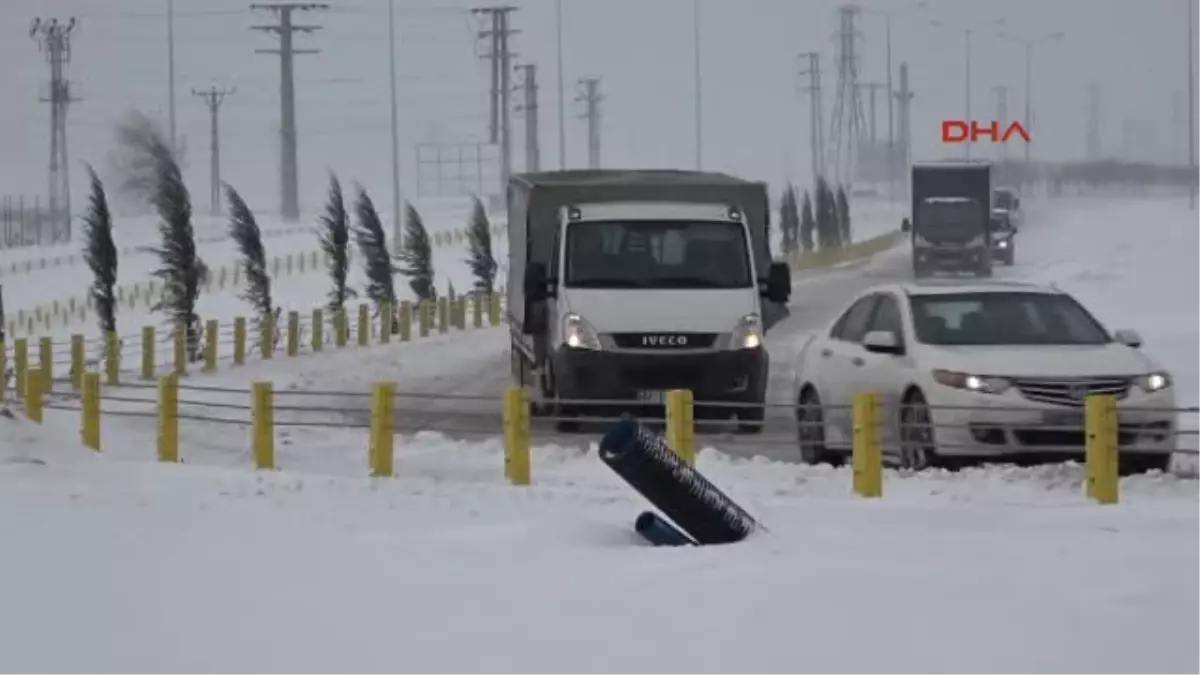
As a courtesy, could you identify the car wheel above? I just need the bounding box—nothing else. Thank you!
[899,391,937,471]
[796,388,841,466]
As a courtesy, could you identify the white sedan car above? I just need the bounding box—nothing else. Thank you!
[791,280,1177,473]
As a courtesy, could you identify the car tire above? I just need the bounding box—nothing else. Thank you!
[899,390,938,471]
[796,388,842,466]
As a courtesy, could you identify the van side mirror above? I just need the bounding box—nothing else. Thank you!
[900,218,911,233]
[765,262,791,303]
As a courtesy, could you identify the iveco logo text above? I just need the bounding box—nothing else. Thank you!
[643,335,688,347]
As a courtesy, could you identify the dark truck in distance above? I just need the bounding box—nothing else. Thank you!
[901,161,994,278]
[506,169,792,433]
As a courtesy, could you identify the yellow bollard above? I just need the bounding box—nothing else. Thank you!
[173,322,187,376]
[311,308,324,352]
[335,307,349,348]
[260,313,275,360]
[105,332,120,385]
[251,381,275,470]
[357,303,369,347]
[398,301,412,342]
[489,292,501,326]
[70,334,85,391]
[38,336,52,391]
[380,302,393,344]
[141,325,155,380]
[233,316,246,365]
[502,386,532,485]
[369,382,395,477]
[25,368,43,423]
[81,372,101,451]
[1085,394,1119,505]
[437,296,449,334]
[287,310,300,357]
[851,391,883,498]
[418,300,431,338]
[157,375,179,463]
[664,389,697,467]
[472,293,483,328]
[13,338,28,399]
[204,319,219,372]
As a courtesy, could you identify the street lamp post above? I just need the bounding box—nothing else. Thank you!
[996,29,1065,182]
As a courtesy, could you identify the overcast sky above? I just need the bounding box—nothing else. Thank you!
[0,0,1194,217]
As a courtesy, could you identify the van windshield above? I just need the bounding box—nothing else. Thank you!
[563,220,752,289]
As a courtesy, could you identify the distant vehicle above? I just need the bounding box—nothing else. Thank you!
[790,280,1177,474]
[990,208,1016,266]
[991,187,1023,229]
[507,170,792,433]
[903,162,993,278]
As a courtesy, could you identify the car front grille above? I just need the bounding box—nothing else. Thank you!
[1012,376,1132,407]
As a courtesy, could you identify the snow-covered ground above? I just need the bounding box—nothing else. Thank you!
[0,195,1195,672]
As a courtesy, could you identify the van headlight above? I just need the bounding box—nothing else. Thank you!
[562,313,601,350]
[932,369,1011,394]
[730,313,763,350]
[1135,372,1172,393]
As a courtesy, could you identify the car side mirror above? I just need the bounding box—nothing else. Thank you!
[862,329,903,355]
[1114,328,1143,349]
[765,261,791,303]
[900,218,911,233]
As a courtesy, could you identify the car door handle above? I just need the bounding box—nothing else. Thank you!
[851,357,865,367]
[820,349,833,358]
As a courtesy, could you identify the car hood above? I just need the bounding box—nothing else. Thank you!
[923,343,1163,378]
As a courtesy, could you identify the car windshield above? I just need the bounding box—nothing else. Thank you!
[993,190,1015,210]
[909,292,1112,346]
[563,220,752,289]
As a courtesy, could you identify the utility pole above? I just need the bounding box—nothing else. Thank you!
[692,0,703,170]
[576,77,603,170]
[474,6,519,193]
[192,86,236,216]
[555,0,566,169]
[31,17,79,243]
[797,51,825,185]
[1085,82,1102,161]
[1188,0,1196,209]
[250,2,328,222]
[895,62,914,198]
[991,84,1011,164]
[829,4,867,186]
[388,0,402,246]
[857,82,885,145]
[168,0,177,150]
[515,63,540,172]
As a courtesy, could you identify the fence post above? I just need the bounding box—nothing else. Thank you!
[335,307,348,347]
[419,301,431,338]
[251,381,275,470]
[233,316,246,365]
[141,325,155,380]
[70,333,84,390]
[1085,394,1119,505]
[260,313,275,360]
[357,303,370,347]
[105,332,120,385]
[13,337,27,398]
[173,322,187,376]
[38,336,52,391]
[204,319,219,372]
[851,391,883,498]
[472,294,483,328]
[664,389,697,467]
[398,301,412,342]
[502,386,532,485]
[81,372,100,451]
[287,310,300,356]
[311,308,324,352]
[157,375,179,463]
[369,381,395,478]
[437,296,449,334]
[25,368,43,423]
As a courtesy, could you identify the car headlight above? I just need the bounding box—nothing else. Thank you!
[931,369,1011,394]
[562,313,601,350]
[1135,372,1172,393]
[730,313,763,350]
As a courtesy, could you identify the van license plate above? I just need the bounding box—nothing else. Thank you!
[1043,411,1085,428]
[636,390,666,403]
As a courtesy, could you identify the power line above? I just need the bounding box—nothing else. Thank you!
[30,16,80,243]
[192,86,236,216]
[250,2,329,222]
